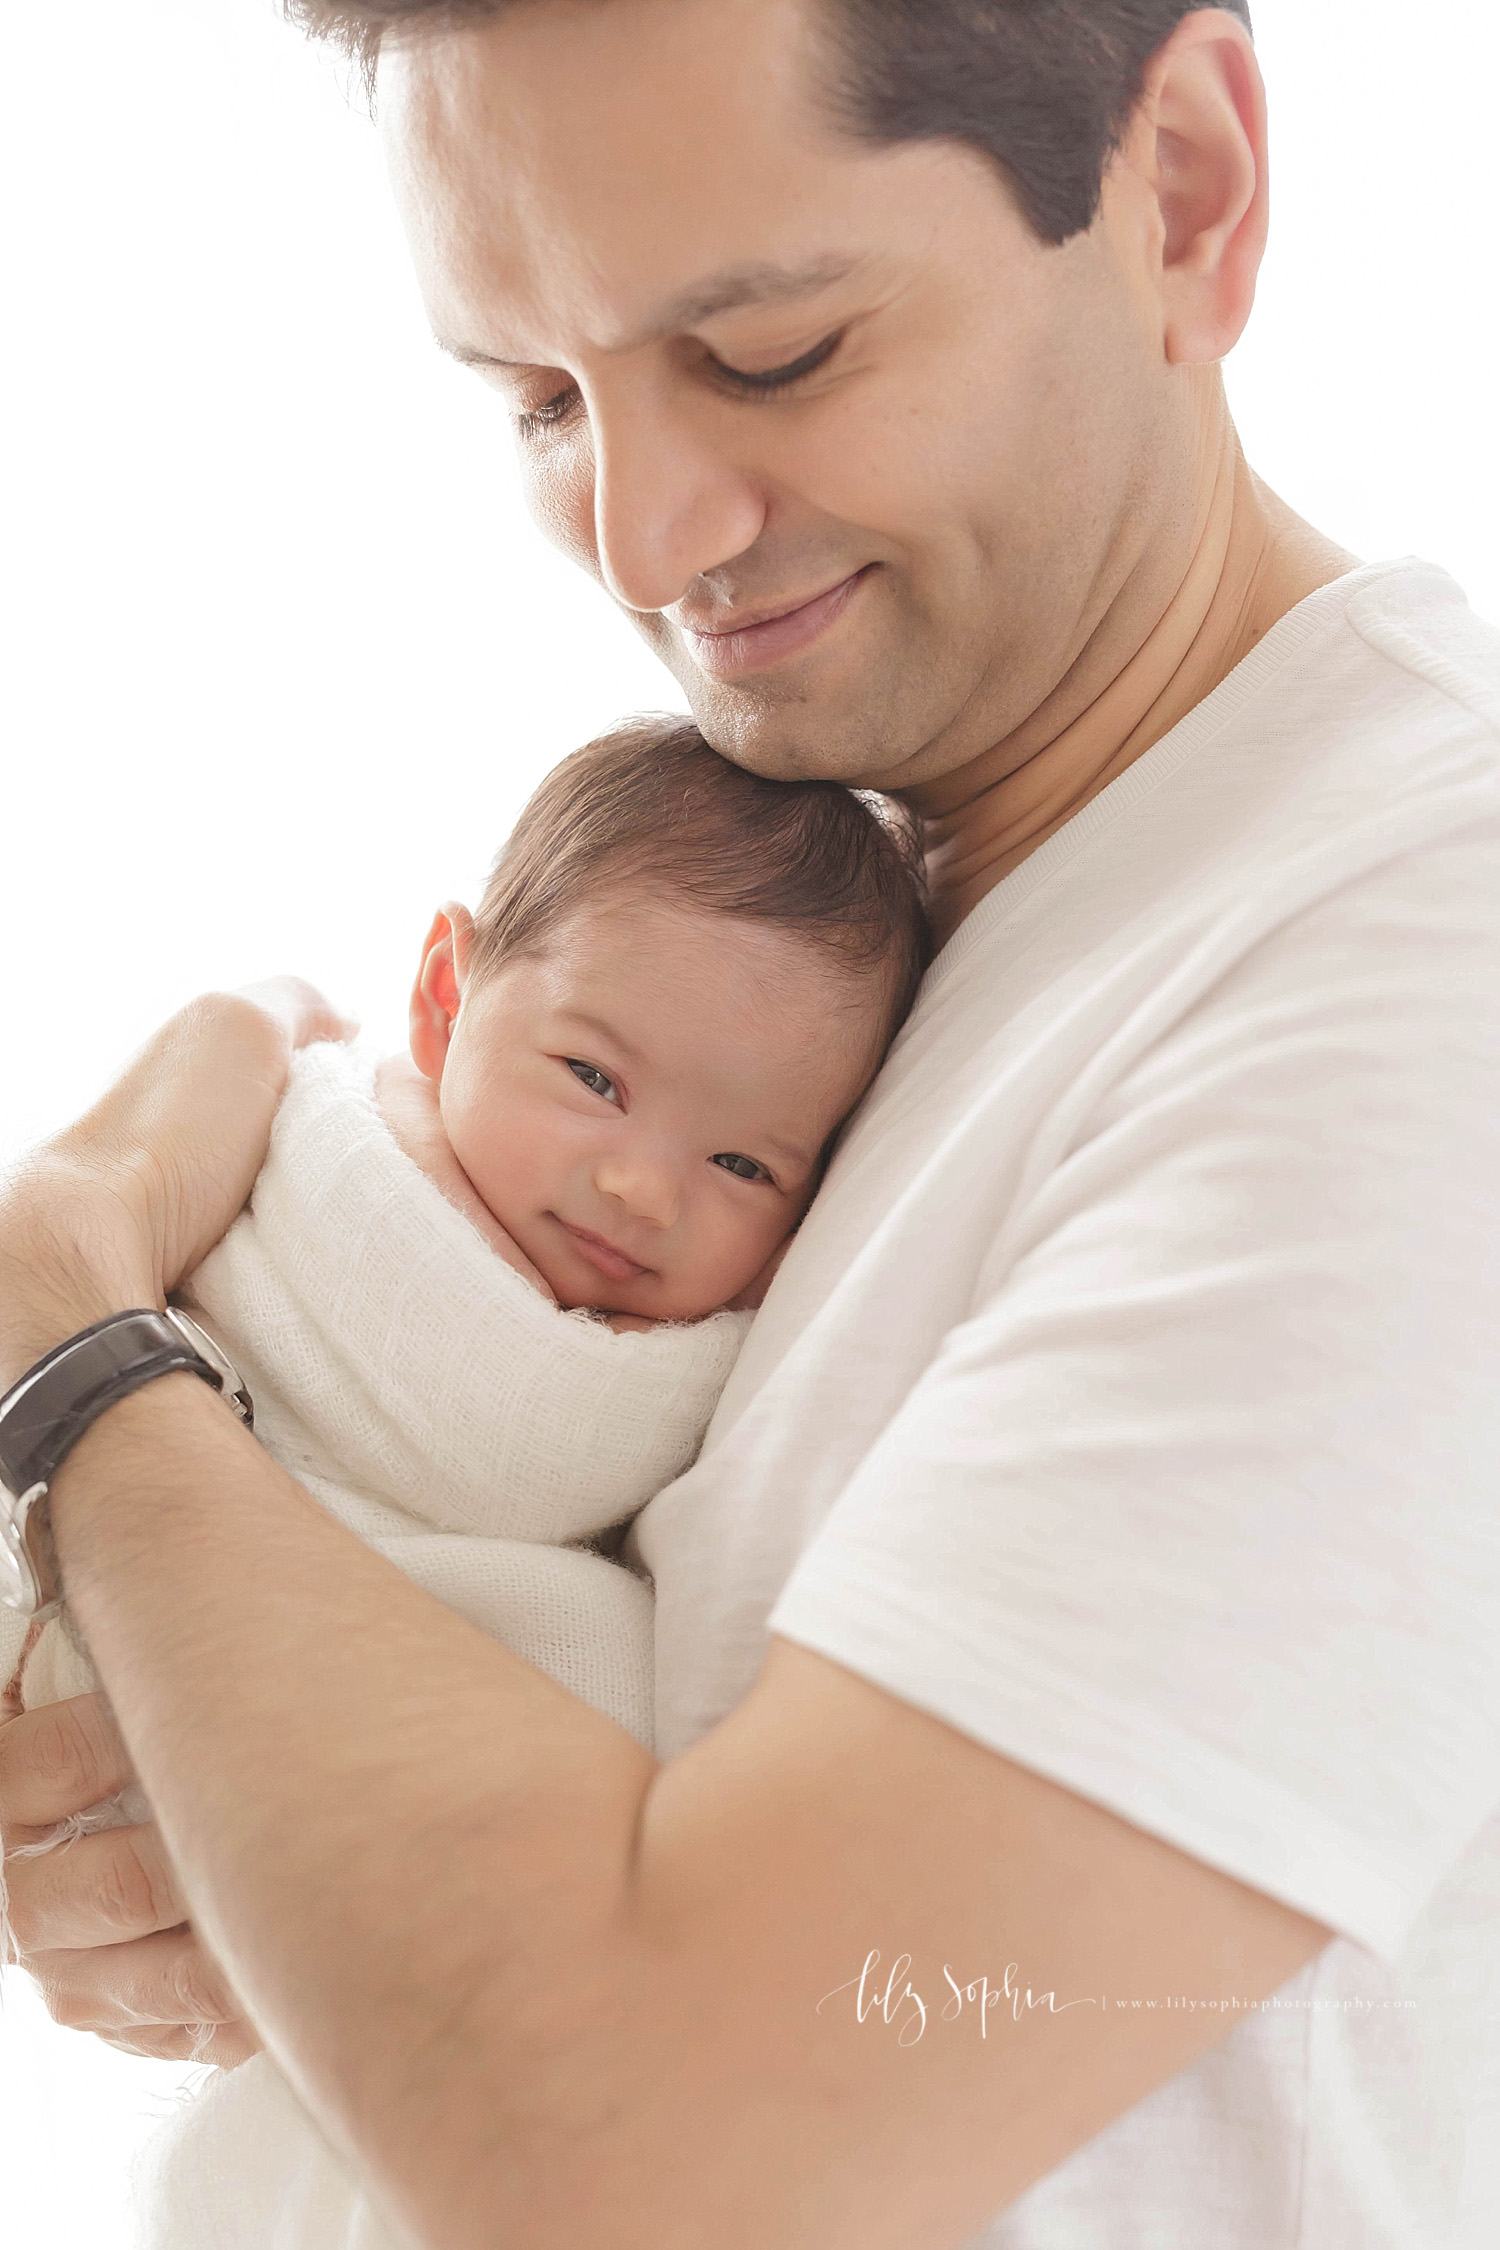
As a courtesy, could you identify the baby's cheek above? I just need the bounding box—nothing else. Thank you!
[443,1088,531,1233]
[718,1200,793,1300]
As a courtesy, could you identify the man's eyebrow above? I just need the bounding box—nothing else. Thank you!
[438,336,524,371]
[645,252,868,336]
[434,252,869,371]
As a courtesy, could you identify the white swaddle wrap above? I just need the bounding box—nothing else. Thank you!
[1,1041,751,2248]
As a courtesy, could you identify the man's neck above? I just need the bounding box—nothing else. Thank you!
[917,398,1356,945]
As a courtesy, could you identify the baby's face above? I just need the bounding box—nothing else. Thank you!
[425,896,889,1321]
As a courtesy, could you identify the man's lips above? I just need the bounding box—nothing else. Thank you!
[674,567,873,677]
[554,1218,652,1283]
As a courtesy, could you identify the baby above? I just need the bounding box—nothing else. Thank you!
[376,708,926,1336]
[2,713,929,2250]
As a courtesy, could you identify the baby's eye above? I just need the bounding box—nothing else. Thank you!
[566,1059,620,1105]
[711,1152,770,1183]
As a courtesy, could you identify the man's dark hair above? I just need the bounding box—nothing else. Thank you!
[286,1,1253,245]
[472,715,932,1044]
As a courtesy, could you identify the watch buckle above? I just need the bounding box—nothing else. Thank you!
[0,1480,58,1619]
[164,1308,255,1430]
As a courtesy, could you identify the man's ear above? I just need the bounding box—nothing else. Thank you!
[409,903,478,1083]
[1124,8,1269,366]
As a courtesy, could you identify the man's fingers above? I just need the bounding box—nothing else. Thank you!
[98,2019,263,2069]
[0,1707,257,2063]
[24,1922,251,2037]
[0,1693,135,1830]
[2,1820,188,1954]
[236,976,360,1051]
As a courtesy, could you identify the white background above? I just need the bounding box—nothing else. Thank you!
[2,0,1497,2237]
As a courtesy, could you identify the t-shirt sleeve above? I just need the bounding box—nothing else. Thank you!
[768,825,1500,1964]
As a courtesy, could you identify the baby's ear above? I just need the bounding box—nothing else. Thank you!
[448,903,478,982]
[409,904,476,1081]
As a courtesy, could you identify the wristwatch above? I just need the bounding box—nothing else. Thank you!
[0,1307,254,1619]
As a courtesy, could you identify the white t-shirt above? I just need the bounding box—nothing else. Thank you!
[626,559,1500,2248]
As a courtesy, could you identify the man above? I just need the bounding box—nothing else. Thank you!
[1,2,1496,2243]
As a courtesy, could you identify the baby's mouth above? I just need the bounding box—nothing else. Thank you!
[554,1218,653,1284]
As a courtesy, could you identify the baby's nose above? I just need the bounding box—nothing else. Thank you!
[594,1147,681,1229]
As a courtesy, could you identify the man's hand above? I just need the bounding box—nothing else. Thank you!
[0,1691,260,2067]
[0,977,352,2055]
[0,976,357,1379]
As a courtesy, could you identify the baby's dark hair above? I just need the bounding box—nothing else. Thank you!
[472,716,932,1044]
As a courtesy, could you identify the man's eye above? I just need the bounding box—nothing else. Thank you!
[711,1152,770,1183]
[515,383,580,440]
[566,1059,619,1104]
[708,330,845,397]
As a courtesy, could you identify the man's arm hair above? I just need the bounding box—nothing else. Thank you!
[33,1370,1324,2250]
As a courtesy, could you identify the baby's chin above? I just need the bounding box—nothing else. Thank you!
[551,1276,738,1325]
[539,1252,744,1326]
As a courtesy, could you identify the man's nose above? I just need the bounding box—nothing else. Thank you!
[594,1141,682,1231]
[589,385,767,614]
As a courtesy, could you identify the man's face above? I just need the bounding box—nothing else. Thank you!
[382,0,1182,807]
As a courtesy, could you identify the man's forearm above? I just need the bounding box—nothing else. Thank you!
[4,1165,1334,2250]
[46,1372,660,2240]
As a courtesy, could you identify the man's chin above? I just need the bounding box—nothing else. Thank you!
[677,674,912,788]
[628,608,947,790]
